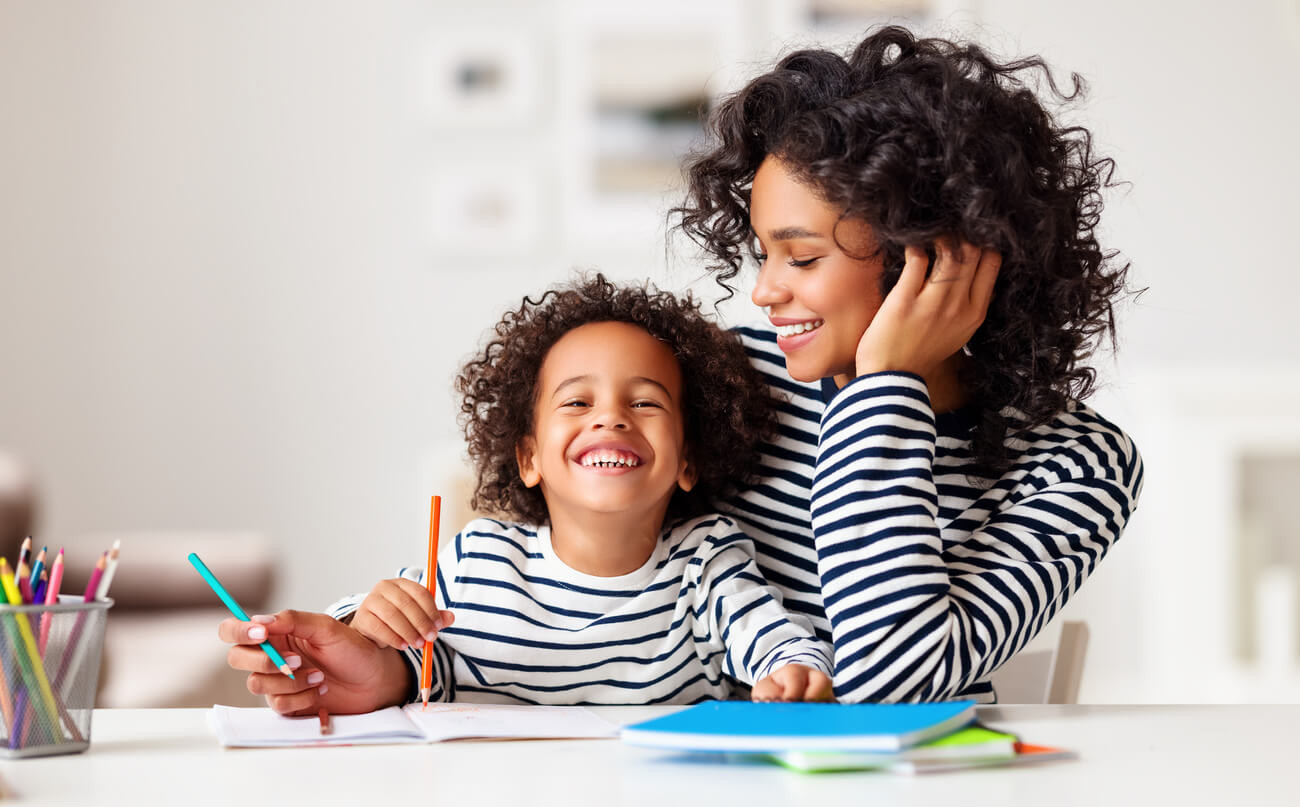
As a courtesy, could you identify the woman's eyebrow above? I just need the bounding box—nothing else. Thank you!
[768,226,825,241]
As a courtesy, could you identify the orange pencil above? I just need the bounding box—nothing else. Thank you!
[420,495,441,709]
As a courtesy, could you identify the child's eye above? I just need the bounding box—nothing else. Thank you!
[753,251,768,264]
[631,400,663,409]
[789,257,820,268]
[561,400,589,408]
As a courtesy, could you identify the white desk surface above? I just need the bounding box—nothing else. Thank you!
[1,704,1296,806]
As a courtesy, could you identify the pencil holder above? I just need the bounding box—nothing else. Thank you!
[0,596,113,758]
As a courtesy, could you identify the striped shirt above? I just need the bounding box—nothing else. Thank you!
[722,326,1144,703]
[327,514,831,705]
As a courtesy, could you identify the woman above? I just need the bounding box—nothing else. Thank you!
[219,25,1142,709]
[672,25,1142,702]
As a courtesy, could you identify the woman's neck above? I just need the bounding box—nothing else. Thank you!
[546,504,668,577]
[833,352,969,413]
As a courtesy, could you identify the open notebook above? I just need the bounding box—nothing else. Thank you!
[209,703,620,748]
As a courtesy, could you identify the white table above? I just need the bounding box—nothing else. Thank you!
[1,705,1296,806]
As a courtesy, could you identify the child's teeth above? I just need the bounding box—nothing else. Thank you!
[776,320,824,337]
[582,450,640,467]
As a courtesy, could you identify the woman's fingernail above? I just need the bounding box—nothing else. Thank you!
[318,684,329,696]
[285,655,302,669]
[248,626,267,642]
[251,614,275,624]
[307,671,324,685]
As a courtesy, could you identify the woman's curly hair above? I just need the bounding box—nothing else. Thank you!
[456,274,777,525]
[673,25,1135,477]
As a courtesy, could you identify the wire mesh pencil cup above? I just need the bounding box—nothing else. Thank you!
[0,595,112,758]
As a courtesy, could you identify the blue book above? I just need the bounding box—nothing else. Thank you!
[620,701,976,753]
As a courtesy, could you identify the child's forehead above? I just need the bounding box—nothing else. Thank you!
[538,322,681,383]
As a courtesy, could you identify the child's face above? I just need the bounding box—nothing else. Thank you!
[749,156,886,383]
[516,321,694,526]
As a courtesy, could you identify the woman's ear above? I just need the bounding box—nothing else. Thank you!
[516,438,541,488]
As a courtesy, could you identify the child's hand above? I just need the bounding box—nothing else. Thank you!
[219,609,411,715]
[751,663,834,702]
[352,577,456,651]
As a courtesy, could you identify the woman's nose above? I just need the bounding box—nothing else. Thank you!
[751,262,789,307]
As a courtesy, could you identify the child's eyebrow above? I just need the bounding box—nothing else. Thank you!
[550,375,674,401]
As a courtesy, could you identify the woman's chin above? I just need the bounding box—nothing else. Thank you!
[783,361,825,384]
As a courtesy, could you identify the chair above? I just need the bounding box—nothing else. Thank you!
[988,621,1089,704]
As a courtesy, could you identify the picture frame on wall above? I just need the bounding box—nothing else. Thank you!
[419,27,542,129]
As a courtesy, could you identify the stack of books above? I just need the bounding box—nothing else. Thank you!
[620,701,1074,774]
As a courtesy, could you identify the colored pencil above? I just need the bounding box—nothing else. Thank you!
[420,494,441,710]
[95,540,121,600]
[39,550,65,655]
[0,559,64,740]
[52,553,106,699]
[32,568,48,608]
[28,547,46,588]
[83,553,105,603]
[186,553,295,679]
[318,707,332,736]
[0,646,13,737]
[13,538,30,586]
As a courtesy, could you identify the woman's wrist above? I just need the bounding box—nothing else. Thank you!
[375,646,417,708]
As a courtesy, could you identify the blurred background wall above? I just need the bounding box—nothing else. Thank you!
[2,0,1298,703]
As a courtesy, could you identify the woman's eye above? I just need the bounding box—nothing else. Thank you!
[789,257,820,268]
[753,251,768,264]
[561,400,589,408]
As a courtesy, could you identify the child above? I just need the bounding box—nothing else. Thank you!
[324,275,832,706]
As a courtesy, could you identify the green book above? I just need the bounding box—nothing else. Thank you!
[770,725,1017,773]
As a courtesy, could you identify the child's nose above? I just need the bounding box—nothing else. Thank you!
[591,408,629,430]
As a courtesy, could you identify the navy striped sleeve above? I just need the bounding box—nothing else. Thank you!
[691,531,833,684]
[812,372,1142,703]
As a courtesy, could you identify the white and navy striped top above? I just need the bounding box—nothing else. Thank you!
[722,326,1144,704]
[327,514,831,705]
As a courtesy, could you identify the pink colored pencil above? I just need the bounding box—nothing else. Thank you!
[82,553,106,602]
[39,549,65,655]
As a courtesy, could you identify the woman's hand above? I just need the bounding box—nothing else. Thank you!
[219,609,412,716]
[352,577,455,652]
[751,664,835,702]
[854,239,1001,379]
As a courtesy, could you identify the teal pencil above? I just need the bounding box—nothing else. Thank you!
[187,553,295,679]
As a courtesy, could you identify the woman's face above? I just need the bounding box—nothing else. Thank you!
[749,156,885,383]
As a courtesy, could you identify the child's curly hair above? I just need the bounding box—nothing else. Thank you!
[456,274,777,525]
[673,25,1136,477]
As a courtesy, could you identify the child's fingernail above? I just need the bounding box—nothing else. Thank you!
[251,614,275,624]
[412,638,425,649]
[248,626,267,641]
[318,684,329,696]
[307,671,324,685]
[433,617,444,631]
[398,643,408,651]
[425,630,438,642]
[285,655,302,669]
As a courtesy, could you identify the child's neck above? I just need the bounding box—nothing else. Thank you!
[547,504,668,577]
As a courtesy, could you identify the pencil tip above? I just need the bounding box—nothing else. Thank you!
[280,665,295,679]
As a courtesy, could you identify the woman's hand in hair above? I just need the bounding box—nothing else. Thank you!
[854,239,1001,380]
